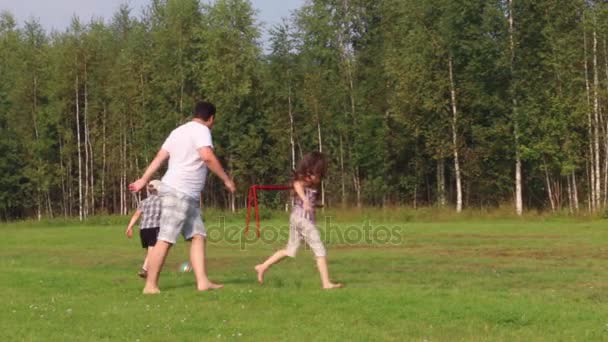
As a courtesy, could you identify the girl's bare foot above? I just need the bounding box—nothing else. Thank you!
[197,282,224,291]
[254,264,266,284]
[142,287,161,294]
[322,283,343,290]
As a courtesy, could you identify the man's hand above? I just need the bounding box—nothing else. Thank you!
[126,227,133,238]
[199,147,235,193]
[128,178,147,193]
[224,178,236,193]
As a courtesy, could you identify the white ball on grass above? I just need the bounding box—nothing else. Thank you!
[179,261,192,272]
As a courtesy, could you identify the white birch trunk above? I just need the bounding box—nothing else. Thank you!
[59,138,67,217]
[89,133,94,215]
[288,82,295,171]
[448,57,463,213]
[120,130,124,216]
[101,103,106,212]
[603,38,608,207]
[543,158,555,212]
[572,171,579,212]
[75,73,83,221]
[437,159,446,207]
[122,127,127,215]
[353,167,361,208]
[32,73,42,221]
[508,0,523,216]
[584,30,596,212]
[316,110,326,207]
[567,174,573,214]
[593,25,602,210]
[84,62,89,218]
[87,73,94,216]
[68,154,73,217]
[47,192,53,219]
[340,135,346,207]
[229,158,236,213]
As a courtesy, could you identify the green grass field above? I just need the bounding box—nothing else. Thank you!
[1,212,608,341]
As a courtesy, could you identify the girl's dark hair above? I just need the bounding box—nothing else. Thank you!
[293,152,328,181]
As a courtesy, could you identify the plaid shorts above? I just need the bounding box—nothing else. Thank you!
[156,183,206,244]
[286,212,326,258]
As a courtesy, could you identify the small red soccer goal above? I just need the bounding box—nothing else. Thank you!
[245,185,291,237]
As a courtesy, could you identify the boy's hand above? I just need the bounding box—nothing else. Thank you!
[126,227,133,238]
[224,178,236,193]
[128,178,147,193]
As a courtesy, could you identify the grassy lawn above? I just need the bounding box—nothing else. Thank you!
[1,213,608,341]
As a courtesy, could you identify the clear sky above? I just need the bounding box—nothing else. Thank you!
[0,0,303,47]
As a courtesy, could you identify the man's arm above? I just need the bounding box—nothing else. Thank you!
[128,149,169,193]
[198,147,236,193]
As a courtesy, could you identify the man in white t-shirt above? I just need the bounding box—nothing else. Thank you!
[129,101,235,294]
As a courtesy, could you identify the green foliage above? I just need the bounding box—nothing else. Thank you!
[0,0,606,220]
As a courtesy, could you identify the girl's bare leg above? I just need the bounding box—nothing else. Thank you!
[316,257,343,289]
[255,249,289,284]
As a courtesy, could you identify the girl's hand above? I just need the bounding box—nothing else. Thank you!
[126,227,133,238]
[303,200,313,215]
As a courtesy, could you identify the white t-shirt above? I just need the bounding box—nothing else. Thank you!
[161,121,213,200]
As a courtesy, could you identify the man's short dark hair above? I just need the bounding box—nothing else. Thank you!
[194,101,216,120]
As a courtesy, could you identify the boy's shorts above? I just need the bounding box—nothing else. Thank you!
[140,227,160,248]
[285,212,326,258]
[156,183,206,244]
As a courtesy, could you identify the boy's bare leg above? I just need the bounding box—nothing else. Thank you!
[316,257,343,289]
[255,249,289,284]
[142,246,153,271]
[190,235,223,291]
[143,241,172,294]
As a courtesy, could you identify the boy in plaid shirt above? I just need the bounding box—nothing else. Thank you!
[126,181,162,278]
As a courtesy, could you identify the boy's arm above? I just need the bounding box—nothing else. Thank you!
[125,210,142,238]
[128,149,169,192]
[198,147,236,193]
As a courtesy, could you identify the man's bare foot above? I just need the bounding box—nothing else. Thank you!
[142,287,161,294]
[322,283,343,290]
[197,282,224,291]
[254,264,266,284]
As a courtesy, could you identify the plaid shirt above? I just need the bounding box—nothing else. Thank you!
[138,195,161,229]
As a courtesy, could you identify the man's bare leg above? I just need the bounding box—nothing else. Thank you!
[255,249,289,284]
[143,241,172,294]
[190,235,223,291]
[316,256,343,289]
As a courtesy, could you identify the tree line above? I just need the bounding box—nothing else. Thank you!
[0,0,607,220]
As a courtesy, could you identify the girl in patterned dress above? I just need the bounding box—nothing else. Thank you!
[255,152,342,289]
